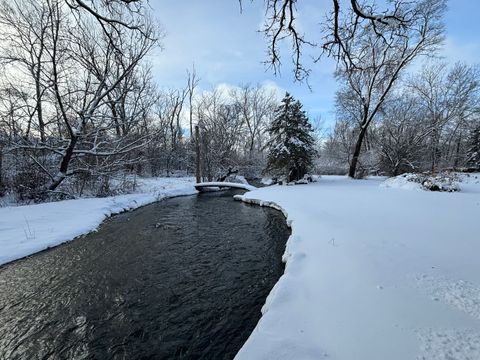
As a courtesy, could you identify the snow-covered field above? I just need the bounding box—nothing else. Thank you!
[0,177,197,266]
[235,174,480,360]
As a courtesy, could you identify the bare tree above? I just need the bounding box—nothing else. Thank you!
[247,0,423,81]
[0,0,54,142]
[408,62,480,172]
[65,0,155,41]
[195,89,245,180]
[166,88,187,174]
[191,83,279,180]
[375,96,432,175]
[329,61,480,176]
[333,0,445,178]
[231,84,277,159]
[40,1,158,192]
[186,65,200,140]
[0,0,159,198]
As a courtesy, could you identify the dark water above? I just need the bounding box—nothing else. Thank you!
[0,191,289,360]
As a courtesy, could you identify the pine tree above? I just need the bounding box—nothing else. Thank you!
[265,93,316,182]
[467,124,480,169]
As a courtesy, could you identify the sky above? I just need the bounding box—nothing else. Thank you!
[149,0,480,129]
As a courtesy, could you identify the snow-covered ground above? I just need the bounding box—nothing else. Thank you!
[235,175,480,360]
[2,173,480,358]
[0,177,197,266]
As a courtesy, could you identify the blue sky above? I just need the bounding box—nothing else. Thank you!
[149,0,480,128]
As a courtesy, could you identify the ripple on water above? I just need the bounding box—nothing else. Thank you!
[0,190,289,359]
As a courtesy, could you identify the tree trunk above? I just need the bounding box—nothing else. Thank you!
[453,135,462,169]
[348,126,368,178]
[48,135,77,191]
[217,167,238,182]
[195,125,201,183]
[35,74,45,143]
[430,125,440,174]
[249,138,255,159]
[189,104,193,144]
[108,95,121,137]
[0,145,3,195]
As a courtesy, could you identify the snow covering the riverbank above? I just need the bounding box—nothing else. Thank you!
[0,177,196,266]
[235,175,480,360]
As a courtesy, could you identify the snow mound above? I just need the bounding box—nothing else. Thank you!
[233,175,249,185]
[381,173,460,192]
[261,177,274,186]
[380,173,424,190]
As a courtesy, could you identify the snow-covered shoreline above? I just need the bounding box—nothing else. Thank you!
[234,175,480,360]
[2,174,480,359]
[0,177,197,266]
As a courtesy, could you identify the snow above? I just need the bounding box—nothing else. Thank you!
[381,172,480,193]
[261,177,274,185]
[0,177,197,266]
[194,181,257,191]
[2,173,480,358]
[234,175,480,360]
[457,173,480,193]
[380,173,425,191]
[233,175,250,185]
[288,136,308,148]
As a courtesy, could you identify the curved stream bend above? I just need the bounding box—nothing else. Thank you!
[0,190,289,359]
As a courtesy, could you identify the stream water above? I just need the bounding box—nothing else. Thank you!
[0,190,289,359]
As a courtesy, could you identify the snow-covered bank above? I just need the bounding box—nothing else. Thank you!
[0,177,197,266]
[381,172,480,192]
[235,175,480,360]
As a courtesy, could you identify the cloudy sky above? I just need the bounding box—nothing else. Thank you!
[149,0,480,128]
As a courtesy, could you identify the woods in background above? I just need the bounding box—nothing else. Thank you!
[320,61,480,177]
[0,0,279,201]
[0,0,283,203]
[0,0,479,204]
[0,0,159,199]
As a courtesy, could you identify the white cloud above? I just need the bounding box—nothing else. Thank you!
[440,36,480,65]
[259,80,286,100]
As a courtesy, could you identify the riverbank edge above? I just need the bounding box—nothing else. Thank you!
[0,182,198,267]
[233,193,296,358]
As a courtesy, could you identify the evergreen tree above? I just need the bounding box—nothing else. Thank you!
[265,93,316,182]
[467,124,480,169]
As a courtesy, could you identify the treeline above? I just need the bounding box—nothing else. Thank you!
[151,83,279,181]
[320,62,480,177]
[0,0,280,202]
[1,0,479,203]
[0,0,159,200]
